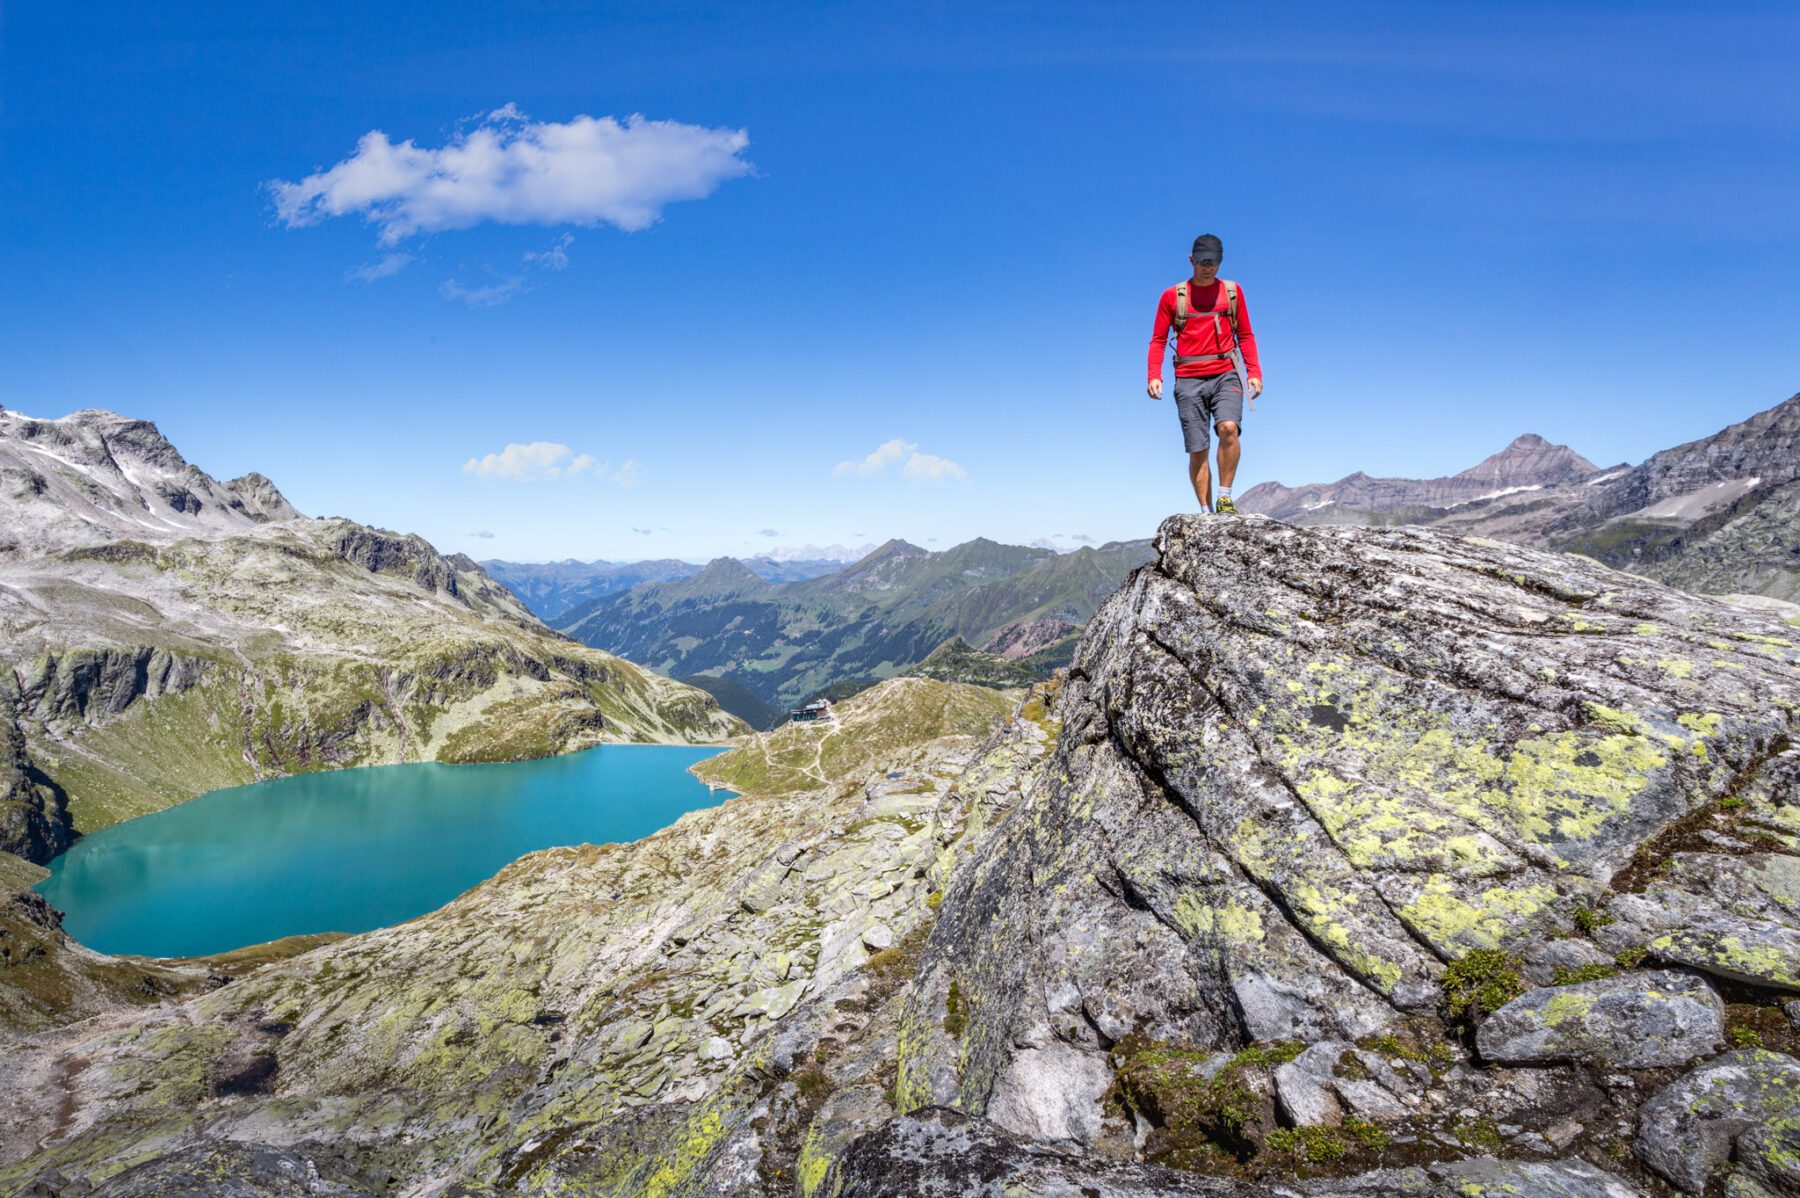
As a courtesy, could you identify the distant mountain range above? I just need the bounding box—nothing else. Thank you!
[0,406,740,868]
[481,556,849,623]
[1241,390,1800,601]
[555,536,1154,719]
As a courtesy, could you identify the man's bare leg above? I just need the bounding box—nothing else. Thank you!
[1216,421,1241,491]
[1188,451,1213,512]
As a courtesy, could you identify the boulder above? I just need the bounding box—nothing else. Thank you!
[896,515,1799,1136]
[1634,1049,1800,1194]
[1476,971,1724,1068]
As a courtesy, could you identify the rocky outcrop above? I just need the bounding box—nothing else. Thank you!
[848,515,1798,1190]
[9,1142,381,1197]
[325,523,466,601]
[8,647,206,725]
[0,695,69,863]
[894,517,1794,1118]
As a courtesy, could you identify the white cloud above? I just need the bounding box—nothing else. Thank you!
[461,441,626,482]
[460,444,639,484]
[345,252,414,283]
[439,274,530,308]
[269,106,753,246]
[462,442,582,480]
[835,438,912,477]
[758,528,781,537]
[834,438,967,484]
[632,526,653,535]
[468,530,496,539]
[903,452,967,483]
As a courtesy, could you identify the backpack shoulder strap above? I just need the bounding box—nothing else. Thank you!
[1222,280,1239,328]
[1172,281,1191,332]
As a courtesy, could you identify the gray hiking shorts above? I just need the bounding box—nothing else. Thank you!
[1172,372,1244,454]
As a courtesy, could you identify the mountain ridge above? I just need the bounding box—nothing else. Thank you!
[559,535,1153,709]
[1238,430,1614,522]
[1234,391,1800,602]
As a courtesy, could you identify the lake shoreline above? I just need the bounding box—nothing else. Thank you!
[37,744,734,959]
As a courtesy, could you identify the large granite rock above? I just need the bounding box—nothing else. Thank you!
[1635,1049,1800,1194]
[1476,971,1724,1068]
[893,515,1797,1146]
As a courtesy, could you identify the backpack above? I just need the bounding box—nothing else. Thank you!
[1171,279,1240,368]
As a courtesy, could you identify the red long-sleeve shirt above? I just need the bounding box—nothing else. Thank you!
[1147,280,1261,383]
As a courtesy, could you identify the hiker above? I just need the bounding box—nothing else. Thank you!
[1146,234,1262,514]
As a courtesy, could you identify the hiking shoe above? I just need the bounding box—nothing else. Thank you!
[1215,496,1238,515]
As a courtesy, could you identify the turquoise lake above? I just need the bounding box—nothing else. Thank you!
[35,744,730,959]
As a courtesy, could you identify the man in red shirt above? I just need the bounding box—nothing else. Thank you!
[1146,234,1262,514]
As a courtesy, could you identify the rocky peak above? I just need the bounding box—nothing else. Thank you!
[222,472,302,522]
[814,538,930,593]
[860,537,926,563]
[691,556,767,588]
[1454,432,1600,486]
[0,406,302,553]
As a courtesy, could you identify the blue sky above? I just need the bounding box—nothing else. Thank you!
[4,1,1797,562]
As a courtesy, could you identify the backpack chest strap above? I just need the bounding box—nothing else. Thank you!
[1171,279,1239,334]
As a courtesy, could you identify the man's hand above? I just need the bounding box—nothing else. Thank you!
[1247,377,1263,398]
[1146,379,1163,401]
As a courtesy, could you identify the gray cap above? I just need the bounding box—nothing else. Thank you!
[1190,234,1223,262]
